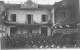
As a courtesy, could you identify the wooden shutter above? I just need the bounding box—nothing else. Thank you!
[31,15,33,23]
[46,15,48,22]
[11,14,13,22]
[26,15,28,23]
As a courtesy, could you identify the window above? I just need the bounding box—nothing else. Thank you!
[27,14,33,24]
[62,11,65,18]
[11,14,16,22]
[42,15,48,22]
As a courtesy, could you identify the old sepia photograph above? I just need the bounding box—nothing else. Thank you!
[0,0,80,50]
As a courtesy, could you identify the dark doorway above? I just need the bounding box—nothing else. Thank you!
[29,29,32,33]
[41,27,47,36]
[27,14,32,24]
[10,27,17,36]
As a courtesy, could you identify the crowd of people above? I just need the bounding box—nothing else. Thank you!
[2,32,78,48]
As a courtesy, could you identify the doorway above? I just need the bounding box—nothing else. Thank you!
[41,27,47,36]
[10,27,17,36]
[28,28,32,33]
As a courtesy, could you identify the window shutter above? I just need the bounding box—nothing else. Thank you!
[42,15,43,22]
[46,15,48,22]
[41,15,43,22]
[26,15,28,23]
[31,15,33,23]
[42,15,45,22]
[11,14,13,22]
[13,14,16,22]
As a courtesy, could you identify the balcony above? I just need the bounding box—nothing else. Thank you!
[2,19,53,26]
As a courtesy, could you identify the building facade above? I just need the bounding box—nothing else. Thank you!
[0,0,79,36]
[0,0,55,36]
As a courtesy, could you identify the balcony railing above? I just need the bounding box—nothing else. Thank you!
[2,19,53,26]
[53,29,80,34]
